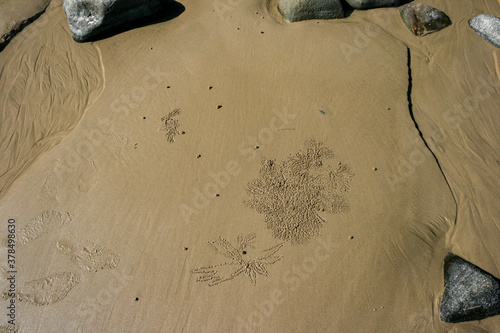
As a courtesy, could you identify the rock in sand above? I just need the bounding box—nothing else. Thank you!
[345,0,404,10]
[440,254,500,323]
[399,3,451,37]
[278,0,344,22]
[469,15,500,48]
[63,0,174,42]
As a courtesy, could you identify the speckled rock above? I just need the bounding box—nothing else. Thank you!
[440,254,500,323]
[469,15,500,48]
[63,0,175,42]
[399,3,451,37]
[345,0,404,10]
[278,0,344,23]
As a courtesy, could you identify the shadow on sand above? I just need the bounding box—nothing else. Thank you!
[86,0,185,42]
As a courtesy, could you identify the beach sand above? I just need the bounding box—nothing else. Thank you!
[0,0,499,332]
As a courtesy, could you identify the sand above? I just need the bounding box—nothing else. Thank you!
[0,0,50,50]
[0,0,499,332]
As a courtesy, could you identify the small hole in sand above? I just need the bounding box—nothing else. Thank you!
[255,146,260,149]
[261,31,264,34]
[184,247,188,251]
[242,251,247,255]
[373,167,378,171]
[217,105,223,109]
[135,298,139,301]
[349,236,354,240]
[143,117,146,119]
[181,131,186,135]
[197,154,201,158]
[215,194,220,197]
[209,86,213,90]
[167,86,171,89]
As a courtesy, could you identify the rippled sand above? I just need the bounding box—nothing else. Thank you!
[0,0,498,332]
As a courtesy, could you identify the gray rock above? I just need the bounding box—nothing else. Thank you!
[399,3,452,37]
[63,0,176,42]
[441,254,500,323]
[278,0,344,22]
[345,0,403,10]
[469,15,500,48]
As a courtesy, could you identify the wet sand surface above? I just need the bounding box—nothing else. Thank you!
[0,0,498,332]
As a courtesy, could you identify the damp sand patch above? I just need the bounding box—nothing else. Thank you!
[0,3,104,199]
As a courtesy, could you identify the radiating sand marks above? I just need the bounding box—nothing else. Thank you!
[245,139,355,244]
[321,162,355,214]
[17,210,71,246]
[328,162,355,193]
[0,4,104,199]
[161,109,182,143]
[2,271,80,306]
[56,235,120,272]
[192,233,283,286]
